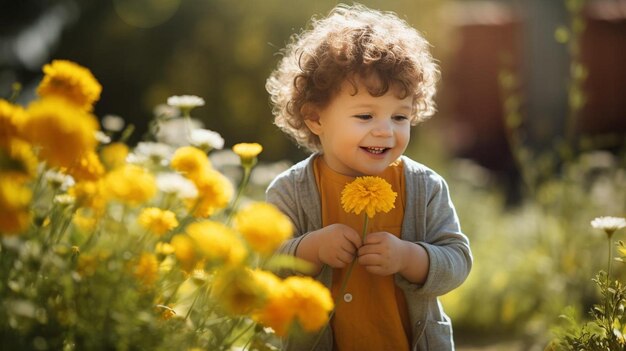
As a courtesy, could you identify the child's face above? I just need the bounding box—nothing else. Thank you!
[305,76,412,176]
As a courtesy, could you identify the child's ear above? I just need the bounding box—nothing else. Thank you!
[302,104,323,135]
[304,117,322,136]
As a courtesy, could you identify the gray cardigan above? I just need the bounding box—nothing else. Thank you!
[266,154,472,351]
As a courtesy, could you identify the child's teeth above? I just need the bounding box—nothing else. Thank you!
[367,147,385,154]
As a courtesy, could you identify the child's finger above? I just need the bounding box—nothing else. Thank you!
[342,227,363,248]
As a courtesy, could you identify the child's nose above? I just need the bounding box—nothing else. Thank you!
[371,120,393,137]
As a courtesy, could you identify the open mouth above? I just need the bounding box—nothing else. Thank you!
[361,146,390,155]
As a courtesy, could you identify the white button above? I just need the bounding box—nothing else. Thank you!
[343,293,353,302]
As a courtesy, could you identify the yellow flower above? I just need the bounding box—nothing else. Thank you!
[1,138,38,179]
[171,146,211,180]
[23,97,99,169]
[253,275,332,336]
[37,60,102,111]
[212,268,268,315]
[185,220,246,266]
[341,176,397,218]
[284,276,333,332]
[0,175,32,235]
[134,252,159,287]
[66,150,105,182]
[253,283,295,336]
[232,142,262,167]
[105,164,156,206]
[69,180,107,214]
[100,142,129,170]
[188,169,233,218]
[170,234,197,272]
[234,202,293,255]
[0,99,27,145]
[138,207,179,236]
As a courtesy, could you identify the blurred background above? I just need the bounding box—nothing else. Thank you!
[1,0,625,349]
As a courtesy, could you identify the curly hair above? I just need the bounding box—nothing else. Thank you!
[266,3,440,152]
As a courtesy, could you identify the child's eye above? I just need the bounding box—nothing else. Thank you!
[392,115,409,122]
[354,114,372,120]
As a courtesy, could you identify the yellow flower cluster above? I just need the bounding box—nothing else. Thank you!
[341,176,397,218]
[0,60,335,348]
[0,102,34,233]
[171,146,233,217]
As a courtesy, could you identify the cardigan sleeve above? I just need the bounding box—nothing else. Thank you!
[266,170,308,258]
[398,171,473,297]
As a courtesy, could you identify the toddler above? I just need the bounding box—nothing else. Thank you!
[266,4,472,350]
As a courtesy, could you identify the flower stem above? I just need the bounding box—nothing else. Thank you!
[606,235,613,286]
[226,165,251,225]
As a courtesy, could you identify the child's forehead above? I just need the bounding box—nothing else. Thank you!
[336,75,410,100]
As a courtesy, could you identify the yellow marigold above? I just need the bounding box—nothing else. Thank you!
[23,97,99,169]
[212,268,267,315]
[1,138,38,179]
[134,252,159,287]
[66,150,105,182]
[341,176,397,218]
[187,169,233,218]
[105,164,156,206]
[138,207,179,236]
[37,60,102,111]
[252,282,293,336]
[170,234,197,272]
[185,220,246,266]
[234,202,293,255]
[0,175,32,235]
[232,142,262,165]
[0,99,27,145]
[171,146,211,180]
[100,142,129,170]
[284,276,334,332]
[69,180,107,213]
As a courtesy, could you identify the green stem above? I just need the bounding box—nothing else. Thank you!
[606,235,613,286]
[226,165,251,225]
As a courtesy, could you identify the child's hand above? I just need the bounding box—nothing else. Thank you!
[314,223,362,269]
[357,232,408,276]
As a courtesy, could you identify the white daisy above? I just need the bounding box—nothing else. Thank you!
[167,95,205,110]
[591,216,626,235]
[190,128,224,151]
[44,170,75,191]
[156,172,198,199]
[128,142,173,167]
